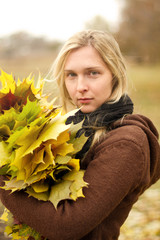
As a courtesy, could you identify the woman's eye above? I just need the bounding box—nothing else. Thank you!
[69,73,76,77]
[89,71,99,76]
[66,72,76,78]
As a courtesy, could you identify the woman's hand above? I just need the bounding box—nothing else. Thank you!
[0,175,6,187]
[0,175,6,199]
[28,236,46,240]
[0,175,11,205]
[13,216,21,225]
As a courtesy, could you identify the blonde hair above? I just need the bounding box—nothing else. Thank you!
[51,30,128,113]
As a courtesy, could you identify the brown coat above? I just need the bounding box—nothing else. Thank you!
[0,114,160,240]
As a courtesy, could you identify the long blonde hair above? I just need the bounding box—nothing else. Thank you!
[51,30,128,113]
[50,30,128,145]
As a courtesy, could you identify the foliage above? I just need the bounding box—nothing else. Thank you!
[0,31,63,58]
[128,64,160,135]
[119,182,160,240]
[0,70,88,240]
[85,15,109,31]
[117,0,160,63]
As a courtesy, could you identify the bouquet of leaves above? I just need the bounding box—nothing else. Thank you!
[0,70,88,240]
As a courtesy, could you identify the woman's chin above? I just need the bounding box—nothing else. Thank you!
[80,104,95,113]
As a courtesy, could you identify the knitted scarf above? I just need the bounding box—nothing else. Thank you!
[66,95,134,159]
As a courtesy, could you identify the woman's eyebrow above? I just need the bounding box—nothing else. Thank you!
[64,66,102,71]
[85,66,101,70]
[64,69,73,72]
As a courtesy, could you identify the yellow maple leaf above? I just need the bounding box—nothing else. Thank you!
[46,129,70,147]
[3,178,28,192]
[31,181,49,193]
[18,113,71,158]
[0,141,11,167]
[0,208,9,222]
[49,180,72,209]
[67,158,80,171]
[53,142,74,157]
[33,144,55,176]
[16,168,26,181]
[63,170,88,201]
[11,154,33,181]
[25,170,49,186]
[55,155,72,164]
[26,187,49,201]
[16,72,43,97]
[13,124,44,160]
[29,73,44,96]
[5,226,13,235]
[0,70,16,94]
[0,124,11,137]
[11,232,25,240]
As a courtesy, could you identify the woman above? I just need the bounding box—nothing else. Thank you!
[0,30,160,240]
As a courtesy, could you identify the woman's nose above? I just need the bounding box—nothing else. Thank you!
[76,76,88,92]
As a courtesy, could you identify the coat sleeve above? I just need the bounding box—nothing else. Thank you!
[0,127,149,240]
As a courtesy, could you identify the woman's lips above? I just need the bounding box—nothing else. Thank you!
[78,98,93,104]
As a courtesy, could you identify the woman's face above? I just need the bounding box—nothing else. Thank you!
[64,46,113,113]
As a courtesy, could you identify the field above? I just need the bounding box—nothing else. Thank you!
[119,63,160,240]
[0,55,160,239]
[127,63,160,135]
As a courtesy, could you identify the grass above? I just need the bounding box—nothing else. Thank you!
[0,52,56,79]
[120,63,160,239]
[127,63,160,134]
[0,55,160,239]
[119,180,160,240]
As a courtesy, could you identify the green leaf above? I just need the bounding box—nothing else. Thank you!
[7,126,30,152]
[17,98,41,123]
[18,113,70,158]
[14,78,39,104]
[25,170,49,186]
[0,164,10,175]
[32,144,55,176]
[69,121,83,140]
[49,180,72,209]
[55,155,71,164]
[13,119,27,130]
[0,108,17,130]
[11,222,42,240]
[18,224,33,237]
[69,133,88,155]
[53,142,74,157]
[2,178,28,192]
[0,124,11,138]
[63,170,88,201]
[31,180,49,193]
[26,187,49,201]
[12,124,44,160]
[7,116,46,152]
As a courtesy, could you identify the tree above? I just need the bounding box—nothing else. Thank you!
[85,15,110,32]
[0,31,62,58]
[116,0,160,63]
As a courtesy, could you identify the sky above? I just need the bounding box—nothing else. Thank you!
[0,0,122,41]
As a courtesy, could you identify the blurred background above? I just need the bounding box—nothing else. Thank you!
[0,0,160,239]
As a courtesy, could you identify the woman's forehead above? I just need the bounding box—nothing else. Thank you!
[64,46,106,70]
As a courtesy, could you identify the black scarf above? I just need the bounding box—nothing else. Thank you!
[66,95,134,159]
